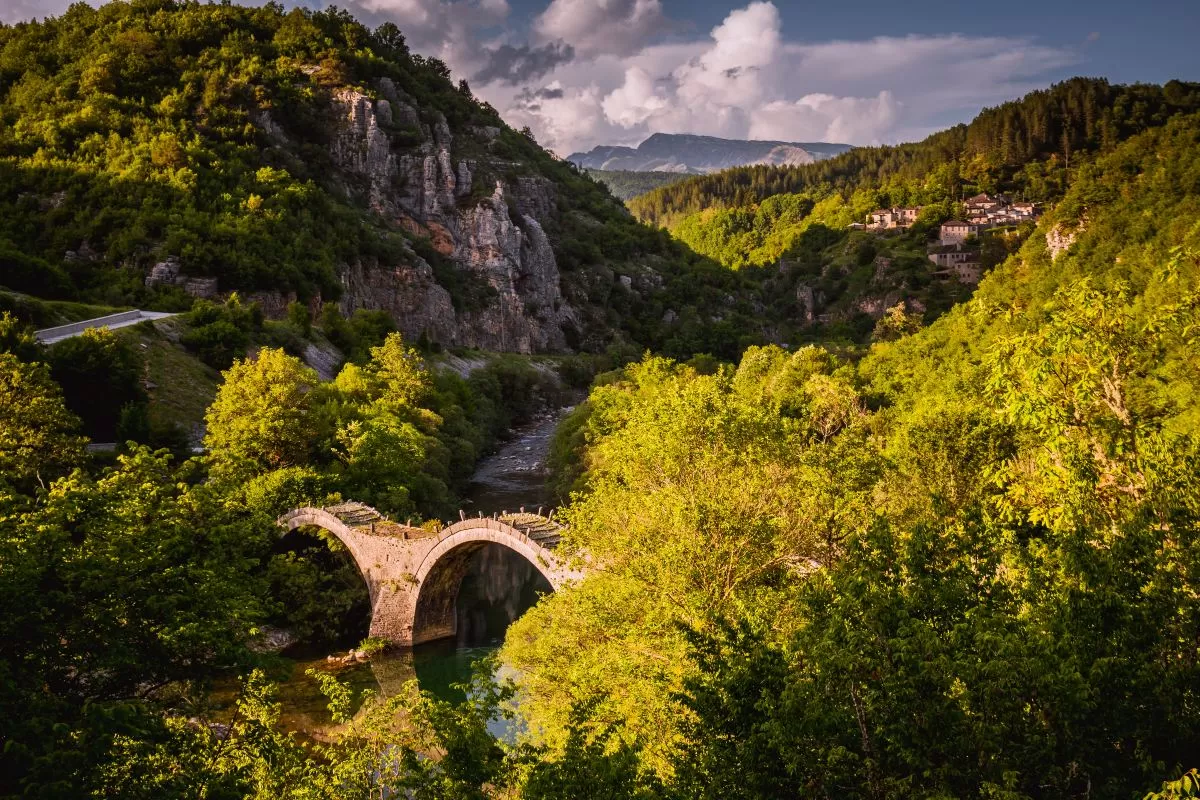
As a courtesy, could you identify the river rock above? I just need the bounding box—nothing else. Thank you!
[247,625,299,654]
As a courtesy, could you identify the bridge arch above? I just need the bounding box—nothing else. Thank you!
[276,504,580,646]
[277,507,384,606]
[409,520,566,645]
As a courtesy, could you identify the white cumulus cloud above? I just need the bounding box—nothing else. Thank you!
[487,1,1078,155]
[533,0,668,58]
[750,92,901,144]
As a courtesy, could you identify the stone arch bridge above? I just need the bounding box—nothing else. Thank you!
[278,502,583,646]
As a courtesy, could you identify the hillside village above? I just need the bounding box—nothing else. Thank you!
[855,193,1042,285]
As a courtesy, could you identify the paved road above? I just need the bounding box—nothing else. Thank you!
[35,310,177,344]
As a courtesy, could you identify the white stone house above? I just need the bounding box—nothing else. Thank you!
[940,220,981,245]
[867,206,922,230]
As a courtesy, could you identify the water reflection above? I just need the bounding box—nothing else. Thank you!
[269,543,551,737]
[454,544,553,647]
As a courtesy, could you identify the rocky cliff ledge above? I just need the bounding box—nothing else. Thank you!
[323,80,577,353]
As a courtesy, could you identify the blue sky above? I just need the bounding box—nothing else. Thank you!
[4,0,1198,154]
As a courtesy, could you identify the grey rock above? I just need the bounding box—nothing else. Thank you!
[183,277,218,299]
[375,98,393,126]
[325,86,577,353]
[146,256,181,287]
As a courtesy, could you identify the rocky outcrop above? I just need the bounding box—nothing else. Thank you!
[326,85,576,353]
[340,254,459,344]
[1046,217,1086,260]
[796,284,816,323]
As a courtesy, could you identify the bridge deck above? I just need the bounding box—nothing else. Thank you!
[497,512,562,547]
[320,501,564,547]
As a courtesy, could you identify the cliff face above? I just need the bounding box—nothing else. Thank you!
[322,82,575,353]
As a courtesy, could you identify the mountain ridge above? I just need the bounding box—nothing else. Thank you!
[568,132,852,174]
[0,1,759,358]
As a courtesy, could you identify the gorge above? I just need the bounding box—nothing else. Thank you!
[1,2,1200,798]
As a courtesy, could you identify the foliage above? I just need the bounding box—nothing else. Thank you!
[1147,771,1200,800]
[266,533,368,645]
[584,169,689,201]
[871,301,923,341]
[180,294,263,369]
[504,353,875,772]
[0,310,40,360]
[0,447,270,795]
[47,326,145,439]
[204,335,564,524]
[321,305,397,363]
[204,347,322,484]
[0,351,85,492]
[500,117,1200,792]
[0,0,497,305]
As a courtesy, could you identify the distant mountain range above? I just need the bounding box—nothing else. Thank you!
[567,133,853,174]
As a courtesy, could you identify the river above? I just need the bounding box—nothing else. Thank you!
[262,405,572,737]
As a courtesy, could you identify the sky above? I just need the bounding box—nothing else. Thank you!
[3,0,1199,156]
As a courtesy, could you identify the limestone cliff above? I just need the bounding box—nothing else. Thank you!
[322,82,576,353]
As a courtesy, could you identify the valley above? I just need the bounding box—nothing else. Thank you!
[1,2,1199,799]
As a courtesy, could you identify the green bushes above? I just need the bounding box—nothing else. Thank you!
[202,334,566,521]
[180,295,262,368]
[320,305,396,363]
[0,238,73,297]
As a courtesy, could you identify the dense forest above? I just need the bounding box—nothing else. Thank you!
[2,2,1200,799]
[584,169,690,200]
[615,79,1200,346]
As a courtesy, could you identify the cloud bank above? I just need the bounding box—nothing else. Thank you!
[486,1,1077,154]
[1,0,1079,156]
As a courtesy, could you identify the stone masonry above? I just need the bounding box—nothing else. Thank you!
[277,502,582,646]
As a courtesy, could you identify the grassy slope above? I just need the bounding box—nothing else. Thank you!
[121,319,221,437]
[1,290,127,326]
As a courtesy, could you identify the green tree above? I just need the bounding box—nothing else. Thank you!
[0,352,85,493]
[0,447,269,795]
[503,357,832,773]
[367,332,431,410]
[204,348,322,483]
[0,311,41,361]
[47,328,145,440]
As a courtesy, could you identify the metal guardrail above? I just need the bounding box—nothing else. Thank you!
[35,310,176,344]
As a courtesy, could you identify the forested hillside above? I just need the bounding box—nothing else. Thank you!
[629,78,1200,226]
[585,169,689,200]
[614,79,1200,343]
[0,1,752,356]
[500,107,1200,797]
